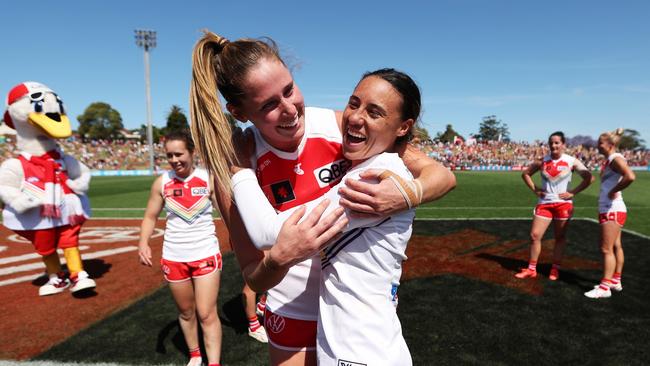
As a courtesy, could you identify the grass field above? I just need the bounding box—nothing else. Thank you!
[89,171,650,235]
[6,171,649,365]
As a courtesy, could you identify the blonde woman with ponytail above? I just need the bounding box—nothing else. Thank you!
[189,30,455,365]
[585,128,636,299]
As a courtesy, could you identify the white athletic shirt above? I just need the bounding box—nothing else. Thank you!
[249,107,344,321]
[538,153,583,204]
[232,152,414,365]
[161,167,219,262]
[598,153,627,213]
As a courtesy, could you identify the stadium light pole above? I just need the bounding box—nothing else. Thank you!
[134,29,157,175]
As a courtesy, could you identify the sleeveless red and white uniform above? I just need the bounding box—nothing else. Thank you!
[250,107,346,324]
[161,167,219,262]
[598,153,627,225]
[538,153,577,204]
[2,153,90,230]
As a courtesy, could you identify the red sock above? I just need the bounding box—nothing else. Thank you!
[551,263,560,271]
[189,347,201,359]
[612,272,622,284]
[208,363,220,366]
[527,261,538,272]
[599,278,613,291]
[249,316,261,332]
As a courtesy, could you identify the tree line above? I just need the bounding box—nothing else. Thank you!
[431,115,645,150]
[76,102,646,150]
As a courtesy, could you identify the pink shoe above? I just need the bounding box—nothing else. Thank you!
[515,268,537,279]
[549,268,559,281]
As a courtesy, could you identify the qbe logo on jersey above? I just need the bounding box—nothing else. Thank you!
[314,159,352,188]
[191,187,209,196]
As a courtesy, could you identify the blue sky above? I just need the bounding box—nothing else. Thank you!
[2,0,648,142]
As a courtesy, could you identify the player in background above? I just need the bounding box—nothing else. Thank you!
[516,131,593,280]
[189,31,455,365]
[138,131,223,366]
[585,128,635,299]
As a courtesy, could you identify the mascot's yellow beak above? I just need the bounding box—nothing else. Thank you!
[28,112,71,138]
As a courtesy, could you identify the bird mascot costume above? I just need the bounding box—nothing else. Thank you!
[1,81,95,296]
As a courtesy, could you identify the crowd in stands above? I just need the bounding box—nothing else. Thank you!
[1,136,648,171]
[0,136,164,171]
[414,139,648,170]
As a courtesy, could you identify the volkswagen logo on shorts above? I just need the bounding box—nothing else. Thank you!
[266,313,286,334]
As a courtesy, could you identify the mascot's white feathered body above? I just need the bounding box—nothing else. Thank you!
[1,81,95,296]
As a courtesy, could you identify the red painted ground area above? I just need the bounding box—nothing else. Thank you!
[403,229,600,295]
[0,219,231,360]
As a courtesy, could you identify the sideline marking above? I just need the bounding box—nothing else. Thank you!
[0,247,137,278]
[0,246,90,265]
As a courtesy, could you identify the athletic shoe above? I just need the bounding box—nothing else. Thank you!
[584,286,611,299]
[39,272,70,296]
[256,301,266,317]
[594,282,623,292]
[248,326,268,343]
[70,270,96,293]
[549,268,560,281]
[186,357,202,366]
[515,268,537,279]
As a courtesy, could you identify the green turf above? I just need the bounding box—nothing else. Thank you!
[35,219,650,365]
[85,171,649,235]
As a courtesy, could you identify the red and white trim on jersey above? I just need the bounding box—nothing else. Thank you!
[538,154,576,205]
[161,168,219,263]
[598,153,627,213]
[250,107,344,322]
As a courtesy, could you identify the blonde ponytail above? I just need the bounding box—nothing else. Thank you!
[600,128,625,147]
[189,31,238,196]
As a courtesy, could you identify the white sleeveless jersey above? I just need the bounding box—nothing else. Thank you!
[317,153,414,366]
[538,154,576,204]
[251,107,344,321]
[161,167,219,262]
[599,153,627,213]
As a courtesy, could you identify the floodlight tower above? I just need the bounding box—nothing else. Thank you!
[134,29,157,175]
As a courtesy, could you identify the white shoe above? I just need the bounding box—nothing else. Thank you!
[248,326,268,343]
[585,286,611,298]
[594,282,623,292]
[186,356,202,366]
[39,273,70,296]
[70,271,96,293]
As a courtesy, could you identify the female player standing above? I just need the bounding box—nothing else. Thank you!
[516,131,593,280]
[138,131,223,366]
[584,128,635,299]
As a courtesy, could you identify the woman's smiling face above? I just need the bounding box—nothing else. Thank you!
[342,76,413,164]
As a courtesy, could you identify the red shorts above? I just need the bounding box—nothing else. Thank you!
[534,202,573,220]
[264,308,317,351]
[160,253,222,282]
[14,225,82,256]
[599,211,627,227]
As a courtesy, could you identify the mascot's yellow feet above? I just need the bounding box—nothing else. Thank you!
[70,270,96,293]
[39,272,70,296]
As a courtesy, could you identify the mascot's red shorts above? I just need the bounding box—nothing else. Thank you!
[14,224,82,256]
